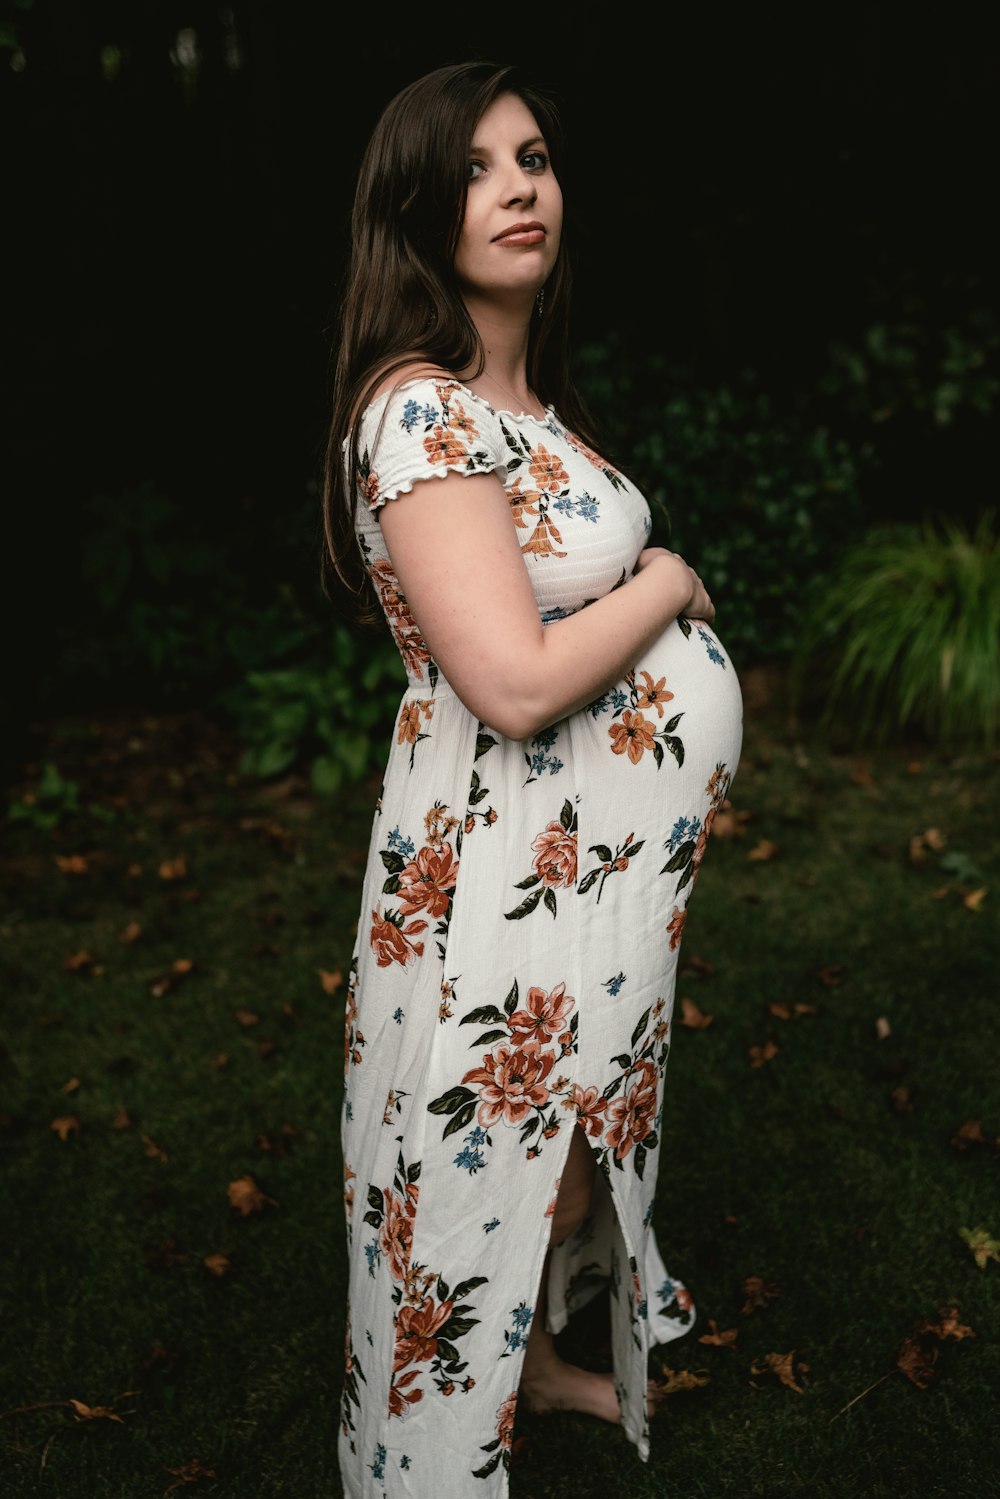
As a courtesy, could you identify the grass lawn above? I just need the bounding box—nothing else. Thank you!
[2,674,998,1498]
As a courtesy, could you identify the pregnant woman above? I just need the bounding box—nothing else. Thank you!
[322,60,744,1499]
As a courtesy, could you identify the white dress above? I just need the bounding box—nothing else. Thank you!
[338,376,743,1497]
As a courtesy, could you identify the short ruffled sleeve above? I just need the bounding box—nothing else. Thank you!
[351,377,505,512]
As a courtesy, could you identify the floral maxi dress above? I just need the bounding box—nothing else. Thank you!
[338,377,743,1498]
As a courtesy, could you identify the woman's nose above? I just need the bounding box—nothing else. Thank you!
[502,171,537,210]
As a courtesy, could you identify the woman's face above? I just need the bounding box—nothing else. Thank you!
[453,91,563,308]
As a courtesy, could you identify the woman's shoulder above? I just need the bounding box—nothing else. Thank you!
[351,362,463,430]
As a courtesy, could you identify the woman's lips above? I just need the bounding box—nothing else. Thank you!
[493,227,545,246]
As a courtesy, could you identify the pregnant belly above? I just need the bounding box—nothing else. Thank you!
[573,616,744,794]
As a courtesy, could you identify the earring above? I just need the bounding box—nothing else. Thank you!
[535,287,545,319]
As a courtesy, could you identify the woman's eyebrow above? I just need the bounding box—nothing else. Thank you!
[468,133,547,157]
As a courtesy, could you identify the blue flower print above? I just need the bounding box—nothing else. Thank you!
[483,1217,501,1233]
[387,825,416,860]
[696,624,726,667]
[370,1442,386,1481]
[364,1241,380,1277]
[454,1126,488,1173]
[541,604,572,624]
[400,1456,411,1471]
[400,399,439,434]
[500,1300,534,1356]
[575,492,599,522]
[603,972,627,996]
[392,1007,404,1024]
[665,814,702,853]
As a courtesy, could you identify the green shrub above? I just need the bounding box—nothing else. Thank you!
[218,628,405,795]
[577,346,872,665]
[790,510,1000,747]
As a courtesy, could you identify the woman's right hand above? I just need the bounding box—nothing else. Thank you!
[634,547,716,624]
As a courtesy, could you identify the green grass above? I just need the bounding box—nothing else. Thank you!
[1,687,998,1498]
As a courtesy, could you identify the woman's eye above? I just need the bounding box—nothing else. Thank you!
[467,160,485,181]
[521,151,548,171]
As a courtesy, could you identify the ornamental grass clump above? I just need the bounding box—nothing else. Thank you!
[792,511,1000,747]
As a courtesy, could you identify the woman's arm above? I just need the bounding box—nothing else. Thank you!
[377,467,713,741]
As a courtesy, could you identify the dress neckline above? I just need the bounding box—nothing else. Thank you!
[343,375,557,448]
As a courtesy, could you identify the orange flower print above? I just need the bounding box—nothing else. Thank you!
[379,1184,418,1281]
[530,822,578,887]
[362,467,381,506]
[529,444,569,493]
[447,396,479,440]
[462,1042,557,1127]
[496,1391,519,1450]
[604,1060,658,1160]
[392,1292,454,1371]
[521,510,567,559]
[609,710,657,765]
[343,1161,356,1218]
[564,427,624,482]
[370,905,427,968]
[507,477,541,530]
[397,843,459,919]
[387,1367,423,1417]
[666,903,688,951]
[706,763,731,808]
[568,1083,608,1138]
[508,981,575,1047]
[424,802,460,845]
[397,699,434,745]
[423,424,468,467]
[634,671,674,718]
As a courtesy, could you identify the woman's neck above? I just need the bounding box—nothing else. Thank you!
[461,298,541,416]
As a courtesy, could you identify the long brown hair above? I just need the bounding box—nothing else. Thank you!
[320,59,604,617]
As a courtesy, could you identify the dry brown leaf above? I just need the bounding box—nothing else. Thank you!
[958,1226,1000,1269]
[51,1115,80,1141]
[816,963,844,987]
[127,862,143,878]
[875,1016,891,1040]
[949,1120,987,1150]
[962,887,988,912]
[227,1175,277,1216]
[158,856,188,880]
[750,1350,809,1393]
[142,1134,169,1164]
[747,838,779,862]
[749,1039,779,1068]
[258,1038,277,1059]
[60,1077,81,1095]
[281,1001,296,1019]
[917,1306,975,1342]
[655,1364,711,1395]
[63,949,97,973]
[850,765,874,787]
[889,1086,914,1113]
[119,921,142,943]
[112,1107,133,1130]
[317,968,343,995]
[708,807,752,840]
[697,1319,738,1348]
[740,1275,780,1314]
[213,1053,229,1071]
[163,1456,219,1493]
[144,1235,188,1271]
[55,854,89,874]
[234,1009,259,1028]
[68,1395,137,1424]
[680,997,713,1029]
[203,1253,232,1277]
[896,1333,937,1388]
[171,958,195,975]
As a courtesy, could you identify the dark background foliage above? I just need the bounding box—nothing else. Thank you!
[4,1,998,776]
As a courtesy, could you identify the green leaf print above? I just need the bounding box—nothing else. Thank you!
[471,1028,508,1047]
[451,1276,489,1299]
[577,869,601,895]
[513,872,542,890]
[366,1186,382,1213]
[428,1084,477,1116]
[380,850,405,873]
[559,798,575,831]
[460,1005,507,1026]
[504,981,519,1016]
[475,731,497,760]
[543,888,558,917]
[664,735,685,768]
[631,1007,652,1046]
[442,1101,478,1139]
[634,1143,647,1180]
[590,844,613,863]
[504,889,543,920]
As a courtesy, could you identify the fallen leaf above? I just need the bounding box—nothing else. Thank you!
[679,952,715,978]
[749,1039,779,1068]
[112,1107,133,1130]
[68,1395,137,1424]
[889,1086,914,1113]
[708,807,752,840]
[126,862,143,878]
[317,968,343,995]
[258,1039,277,1059]
[119,921,142,943]
[896,1333,937,1388]
[768,1001,819,1021]
[962,887,988,911]
[747,838,778,862]
[213,1053,229,1070]
[816,964,844,987]
[158,856,188,881]
[51,1115,80,1141]
[144,1236,188,1271]
[227,1175,277,1216]
[249,942,281,959]
[63,950,97,973]
[750,1350,809,1393]
[949,1120,987,1151]
[655,1364,711,1395]
[851,765,874,787]
[959,1226,1000,1269]
[740,1275,780,1314]
[203,1253,232,1277]
[163,1456,219,1493]
[697,1319,738,1348]
[875,1016,891,1040]
[60,1077,81,1095]
[234,1009,259,1027]
[916,1306,975,1342]
[142,1134,169,1164]
[55,854,89,874]
[681,997,713,1029]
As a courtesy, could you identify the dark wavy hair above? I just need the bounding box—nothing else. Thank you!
[320,59,603,617]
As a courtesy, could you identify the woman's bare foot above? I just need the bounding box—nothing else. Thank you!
[519,1357,664,1423]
